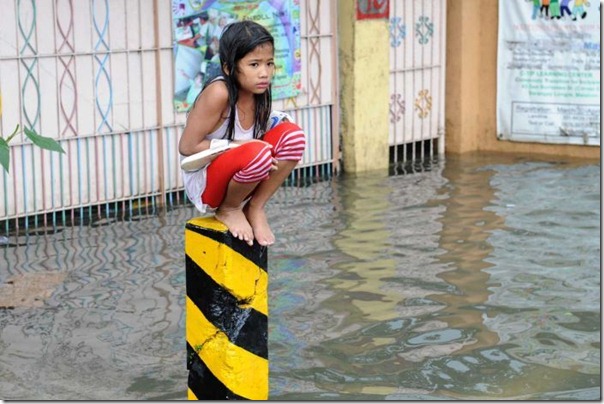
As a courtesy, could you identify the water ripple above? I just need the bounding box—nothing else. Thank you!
[0,155,599,400]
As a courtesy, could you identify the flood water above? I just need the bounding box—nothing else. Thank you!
[0,153,600,400]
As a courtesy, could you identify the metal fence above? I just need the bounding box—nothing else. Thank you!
[0,0,339,231]
[389,0,446,172]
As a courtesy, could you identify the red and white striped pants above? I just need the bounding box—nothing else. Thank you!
[202,122,306,208]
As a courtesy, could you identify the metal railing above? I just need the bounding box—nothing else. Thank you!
[0,0,339,234]
[389,0,447,171]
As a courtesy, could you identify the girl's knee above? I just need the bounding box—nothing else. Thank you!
[265,121,304,141]
[233,142,273,183]
[236,140,272,162]
[271,124,306,161]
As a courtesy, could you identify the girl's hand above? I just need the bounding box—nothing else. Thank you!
[270,158,278,171]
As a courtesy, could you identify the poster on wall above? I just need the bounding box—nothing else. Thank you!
[496,1,600,145]
[172,0,301,112]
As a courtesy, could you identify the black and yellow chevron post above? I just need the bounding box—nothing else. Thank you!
[185,217,269,400]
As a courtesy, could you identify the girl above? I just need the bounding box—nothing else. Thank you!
[179,20,306,247]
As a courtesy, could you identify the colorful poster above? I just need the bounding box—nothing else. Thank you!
[172,0,301,112]
[496,1,600,145]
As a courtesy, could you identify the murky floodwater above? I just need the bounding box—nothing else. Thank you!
[0,153,600,400]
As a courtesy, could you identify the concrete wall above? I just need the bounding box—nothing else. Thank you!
[445,0,600,159]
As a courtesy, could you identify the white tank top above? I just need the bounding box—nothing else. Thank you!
[204,107,255,142]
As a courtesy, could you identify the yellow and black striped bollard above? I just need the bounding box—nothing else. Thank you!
[185,217,268,400]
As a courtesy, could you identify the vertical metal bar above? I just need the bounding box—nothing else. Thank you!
[391,0,398,164]
[111,132,117,209]
[103,0,112,218]
[89,0,97,222]
[89,0,96,137]
[438,0,446,157]
[127,130,133,217]
[153,0,166,208]
[103,133,110,218]
[76,131,83,220]
[88,135,95,220]
[312,107,318,170]
[322,106,328,170]
[411,0,417,163]
[123,0,131,204]
[421,0,426,160]
[1,161,7,229]
[121,128,127,202]
[329,0,340,173]
[176,128,183,205]
[16,0,33,228]
[52,0,60,227]
[402,0,408,165]
[135,0,145,210]
[34,2,48,228]
[429,0,434,159]
[149,129,156,211]
[94,131,101,219]
[135,131,142,216]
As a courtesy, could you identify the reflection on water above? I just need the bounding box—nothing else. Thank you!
[269,153,600,400]
[0,153,600,400]
[0,213,188,400]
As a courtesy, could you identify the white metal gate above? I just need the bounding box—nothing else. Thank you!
[0,0,338,229]
[389,0,446,169]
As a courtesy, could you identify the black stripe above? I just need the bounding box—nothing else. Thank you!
[186,256,268,359]
[187,342,247,400]
[185,221,268,271]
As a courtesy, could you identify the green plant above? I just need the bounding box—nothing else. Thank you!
[0,92,65,173]
[0,125,65,173]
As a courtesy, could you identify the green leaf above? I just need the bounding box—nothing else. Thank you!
[0,137,9,173]
[23,127,65,154]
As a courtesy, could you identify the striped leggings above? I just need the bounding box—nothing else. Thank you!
[202,122,306,209]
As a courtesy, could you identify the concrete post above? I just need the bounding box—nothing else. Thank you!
[338,0,390,173]
[185,217,268,400]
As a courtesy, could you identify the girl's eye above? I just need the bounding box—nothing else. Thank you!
[250,63,259,67]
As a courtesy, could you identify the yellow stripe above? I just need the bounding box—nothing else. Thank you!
[188,216,228,232]
[185,229,268,316]
[187,388,198,400]
[186,296,268,400]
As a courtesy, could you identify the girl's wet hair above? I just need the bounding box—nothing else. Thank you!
[203,20,274,140]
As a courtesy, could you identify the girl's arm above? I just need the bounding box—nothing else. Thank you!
[178,80,229,156]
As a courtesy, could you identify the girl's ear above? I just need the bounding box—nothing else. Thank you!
[222,63,230,76]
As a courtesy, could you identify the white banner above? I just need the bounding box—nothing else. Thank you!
[496,1,600,145]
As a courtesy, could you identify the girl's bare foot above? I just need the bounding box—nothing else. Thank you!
[215,207,254,246]
[245,204,275,246]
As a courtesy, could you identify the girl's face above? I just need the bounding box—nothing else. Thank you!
[234,43,275,96]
